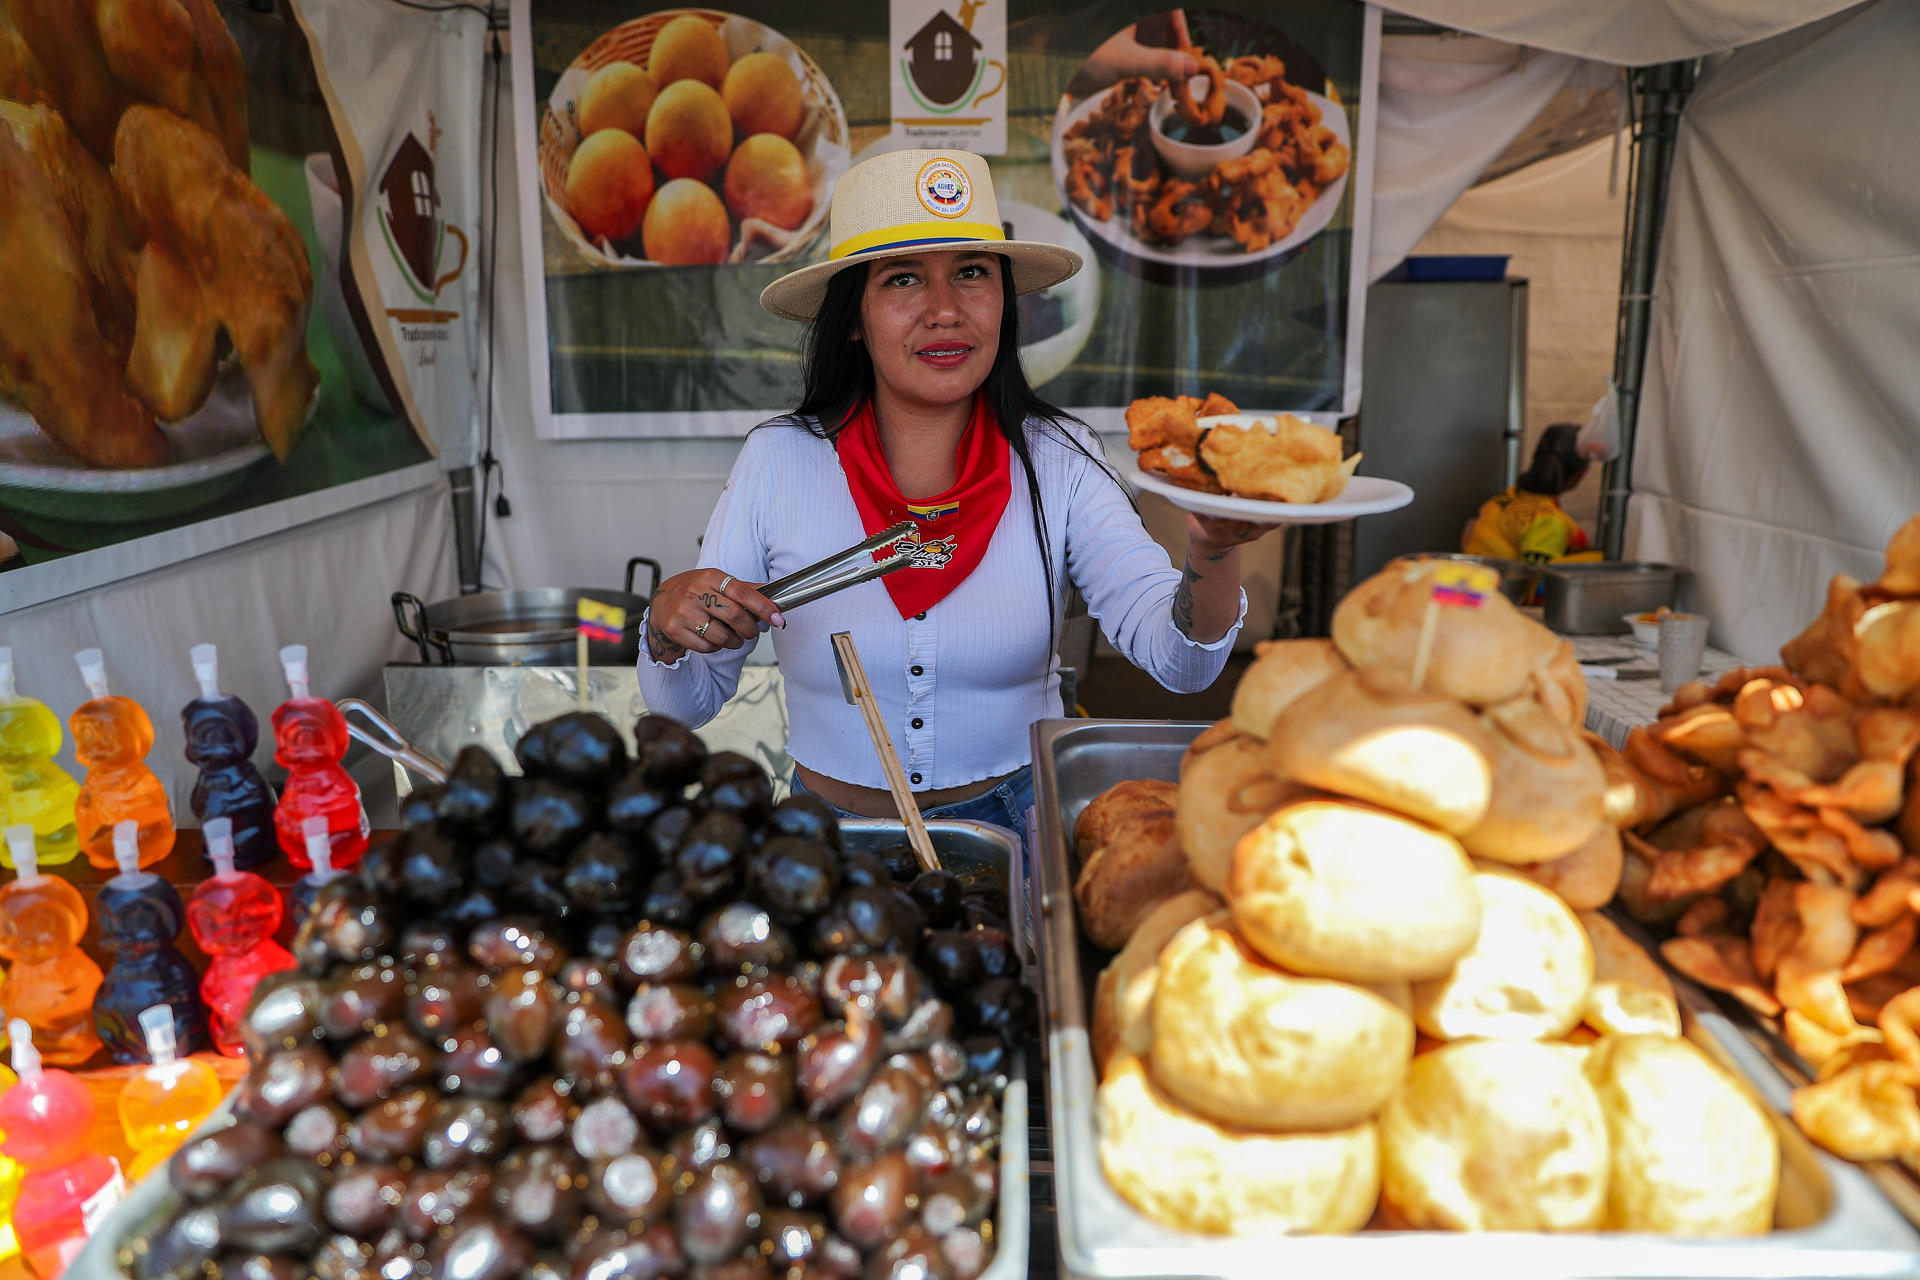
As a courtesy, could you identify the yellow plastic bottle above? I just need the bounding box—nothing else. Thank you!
[117,1006,223,1183]
[0,1055,22,1261]
[0,647,80,868]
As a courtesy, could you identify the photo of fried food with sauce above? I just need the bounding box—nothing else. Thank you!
[1128,392,1360,505]
[1052,13,1352,265]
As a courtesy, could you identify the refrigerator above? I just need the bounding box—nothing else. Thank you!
[1352,279,1529,583]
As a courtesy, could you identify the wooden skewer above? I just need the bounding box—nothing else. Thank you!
[830,631,940,874]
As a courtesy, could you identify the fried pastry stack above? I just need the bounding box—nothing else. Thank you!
[1071,558,1781,1238]
[1127,392,1361,504]
[1595,513,1920,1167]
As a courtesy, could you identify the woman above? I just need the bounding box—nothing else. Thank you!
[638,150,1272,830]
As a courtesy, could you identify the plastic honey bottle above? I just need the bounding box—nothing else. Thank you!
[69,649,173,870]
[286,814,343,939]
[187,818,294,1056]
[270,645,368,870]
[181,644,276,870]
[117,1007,222,1182]
[0,1019,121,1277]
[0,648,79,868]
[0,828,102,1067]
[93,821,208,1065]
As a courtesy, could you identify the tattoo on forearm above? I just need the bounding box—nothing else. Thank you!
[1172,558,1201,636]
[647,622,686,663]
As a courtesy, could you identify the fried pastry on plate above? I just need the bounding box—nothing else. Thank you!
[1125,395,1201,451]
[1199,413,1361,504]
[1138,444,1224,494]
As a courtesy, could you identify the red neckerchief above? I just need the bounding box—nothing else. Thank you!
[835,395,1012,619]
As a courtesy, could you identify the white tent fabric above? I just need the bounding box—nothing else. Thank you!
[1369,36,1592,279]
[1377,0,1870,65]
[1627,0,1920,661]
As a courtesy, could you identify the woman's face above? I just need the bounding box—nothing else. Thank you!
[857,251,1003,413]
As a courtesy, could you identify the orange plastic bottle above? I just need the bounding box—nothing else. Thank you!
[0,828,103,1068]
[0,648,79,869]
[69,649,173,870]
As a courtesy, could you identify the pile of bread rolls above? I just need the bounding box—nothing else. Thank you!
[1072,558,1782,1237]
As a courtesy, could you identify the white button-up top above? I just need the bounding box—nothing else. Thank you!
[637,418,1245,791]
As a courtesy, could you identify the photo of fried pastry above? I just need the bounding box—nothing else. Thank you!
[0,0,318,472]
[1050,9,1352,270]
[1127,393,1361,505]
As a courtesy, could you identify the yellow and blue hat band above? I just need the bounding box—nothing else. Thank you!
[830,219,1008,261]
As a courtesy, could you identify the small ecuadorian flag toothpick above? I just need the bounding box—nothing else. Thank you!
[575,598,626,709]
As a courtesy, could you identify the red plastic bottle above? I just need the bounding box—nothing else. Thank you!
[0,1018,120,1277]
[270,645,368,870]
[187,818,295,1056]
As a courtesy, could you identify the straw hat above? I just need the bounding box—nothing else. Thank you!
[759,149,1083,322]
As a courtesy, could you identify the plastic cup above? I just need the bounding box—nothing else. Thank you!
[1657,612,1711,693]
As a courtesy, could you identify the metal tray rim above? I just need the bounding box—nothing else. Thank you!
[1030,717,1920,1280]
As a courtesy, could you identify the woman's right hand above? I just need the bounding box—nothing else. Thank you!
[645,569,782,664]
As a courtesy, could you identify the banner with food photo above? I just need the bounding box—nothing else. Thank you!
[0,0,477,607]
[513,0,1377,440]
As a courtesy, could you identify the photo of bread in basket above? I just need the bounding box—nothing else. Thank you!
[537,9,850,267]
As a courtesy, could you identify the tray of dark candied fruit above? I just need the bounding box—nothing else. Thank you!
[79,711,1031,1280]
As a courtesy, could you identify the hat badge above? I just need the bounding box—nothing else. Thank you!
[916,158,972,219]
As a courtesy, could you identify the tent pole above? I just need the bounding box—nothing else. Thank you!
[449,465,482,593]
[1599,60,1696,561]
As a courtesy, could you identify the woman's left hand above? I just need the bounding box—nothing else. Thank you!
[1187,513,1282,553]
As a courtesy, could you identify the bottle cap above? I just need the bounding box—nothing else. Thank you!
[0,646,13,699]
[302,816,335,877]
[191,644,220,700]
[75,647,109,700]
[205,817,237,879]
[139,1007,178,1067]
[280,645,311,700]
[113,820,141,877]
[9,1020,38,1082]
[4,825,38,881]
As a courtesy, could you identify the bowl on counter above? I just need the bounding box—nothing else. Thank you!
[1624,611,1664,646]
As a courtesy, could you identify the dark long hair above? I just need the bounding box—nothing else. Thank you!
[1517,423,1589,496]
[789,255,1108,671]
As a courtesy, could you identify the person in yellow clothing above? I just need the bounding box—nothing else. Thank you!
[1464,423,1602,566]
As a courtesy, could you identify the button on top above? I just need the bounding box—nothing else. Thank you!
[911,717,924,729]
[910,772,923,785]
[910,665,924,676]
[914,612,927,620]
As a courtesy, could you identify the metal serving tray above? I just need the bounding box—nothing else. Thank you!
[1540,561,1685,634]
[1030,717,1920,1280]
[73,819,1030,1280]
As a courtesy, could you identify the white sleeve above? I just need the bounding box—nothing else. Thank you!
[634,433,774,729]
[1056,428,1246,694]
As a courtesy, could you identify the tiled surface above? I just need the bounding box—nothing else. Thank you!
[1572,632,1746,747]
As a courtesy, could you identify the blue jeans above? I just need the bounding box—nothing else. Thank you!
[791,764,1035,851]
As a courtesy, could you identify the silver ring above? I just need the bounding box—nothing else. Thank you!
[695,621,710,638]
[717,574,735,594]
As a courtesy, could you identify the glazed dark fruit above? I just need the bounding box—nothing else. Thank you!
[700,902,793,974]
[605,768,671,836]
[713,1051,795,1133]
[907,871,964,928]
[621,1039,717,1131]
[767,793,841,848]
[438,745,510,833]
[675,1161,760,1265]
[397,782,445,832]
[677,811,749,900]
[170,1125,284,1203]
[510,778,596,858]
[876,845,924,884]
[535,712,629,789]
[714,975,821,1053]
[749,837,840,919]
[131,712,1015,1279]
[633,713,707,788]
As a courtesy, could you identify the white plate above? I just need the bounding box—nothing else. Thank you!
[0,367,279,523]
[1050,84,1350,271]
[1126,465,1413,524]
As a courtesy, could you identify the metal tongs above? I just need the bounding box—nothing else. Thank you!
[763,520,918,613]
[338,698,450,785]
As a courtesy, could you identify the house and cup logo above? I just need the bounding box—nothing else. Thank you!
[890,0,1006,154]
[378,118,469,327]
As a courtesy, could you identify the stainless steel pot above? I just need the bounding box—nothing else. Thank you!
[392,558,661,666]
